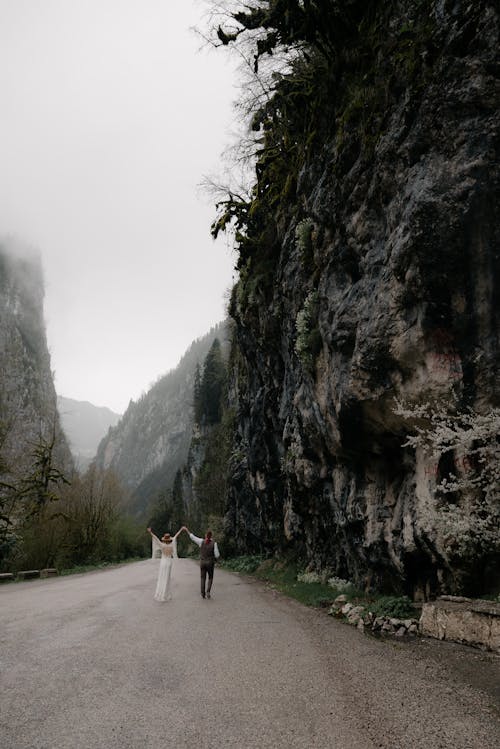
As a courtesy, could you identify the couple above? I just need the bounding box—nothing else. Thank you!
[147,525,220,602]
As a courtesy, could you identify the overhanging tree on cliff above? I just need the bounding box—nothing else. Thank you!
[207,1,374,263]
[213,0,369,67]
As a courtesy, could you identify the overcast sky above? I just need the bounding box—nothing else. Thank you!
[0,0,240,413]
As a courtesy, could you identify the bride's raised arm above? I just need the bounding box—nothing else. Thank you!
[148,527,164,559]
[147,527,162,544]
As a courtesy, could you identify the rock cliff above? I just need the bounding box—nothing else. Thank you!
[0,238,72,479]
[222,0,500,597]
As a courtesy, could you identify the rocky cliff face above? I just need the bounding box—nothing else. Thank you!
[0,238,72,479]
[95,322,228,514]
[225,1,499,598]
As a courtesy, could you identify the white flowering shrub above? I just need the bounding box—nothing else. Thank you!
[295,218,314,257]
[395,400,500,559]
[295,291,321,369]
[297,570,354,591]
[297,570,322,584]
[327,576,353,592]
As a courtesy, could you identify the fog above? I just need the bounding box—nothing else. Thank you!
[0,0,239,413]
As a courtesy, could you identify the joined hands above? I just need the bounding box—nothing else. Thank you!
[147,525,189,535]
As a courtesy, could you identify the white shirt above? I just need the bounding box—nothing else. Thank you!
[189,532,220,559]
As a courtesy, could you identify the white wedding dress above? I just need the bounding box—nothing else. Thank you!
[150,532,179,602]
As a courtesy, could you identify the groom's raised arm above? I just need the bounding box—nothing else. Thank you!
[187,530,203,547]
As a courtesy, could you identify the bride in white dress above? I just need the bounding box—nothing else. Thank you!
[147,526,182,602]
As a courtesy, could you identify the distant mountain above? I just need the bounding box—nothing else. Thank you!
[57,396,121,470]
[95,321,230,516]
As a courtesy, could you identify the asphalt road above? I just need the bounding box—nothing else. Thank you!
[1,559,499,749]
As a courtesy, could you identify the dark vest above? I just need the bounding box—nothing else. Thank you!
[200,539,215,563]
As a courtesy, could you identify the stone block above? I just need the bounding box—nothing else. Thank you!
[17,570,40,580]
[0,572,14,583]
[349,605,365,617]
[489,619,500,653]
[446,610,490,647]
[40,568,58,578]
[420,599,500,653]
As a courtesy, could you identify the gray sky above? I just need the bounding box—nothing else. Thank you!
[0,0,239,413]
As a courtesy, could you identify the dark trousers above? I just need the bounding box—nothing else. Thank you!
[200,561,214,596]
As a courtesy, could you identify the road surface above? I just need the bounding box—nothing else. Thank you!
[1,559,499,748]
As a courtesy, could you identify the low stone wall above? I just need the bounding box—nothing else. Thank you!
[0,568,59,581]
[420,596,500,653]
[40,568,58,578]
[17,570,40,580]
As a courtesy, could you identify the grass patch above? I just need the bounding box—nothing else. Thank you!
[222,556,345,607]
[255,559,368,606]
[221,556,417,614]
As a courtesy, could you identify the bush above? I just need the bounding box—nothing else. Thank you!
[370,595,415,619]
[327,576,353,592]
[297,570,322,583]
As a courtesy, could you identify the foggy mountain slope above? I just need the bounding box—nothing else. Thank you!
[57,396,121,470]
[95,320,229,515]
[0,237,72,479]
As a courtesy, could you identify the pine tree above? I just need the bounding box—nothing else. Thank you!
[198,339,227,426]
[193,363,202,424]
[171,469,185,531]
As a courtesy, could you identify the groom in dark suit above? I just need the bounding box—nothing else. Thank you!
[183,526,220,598]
